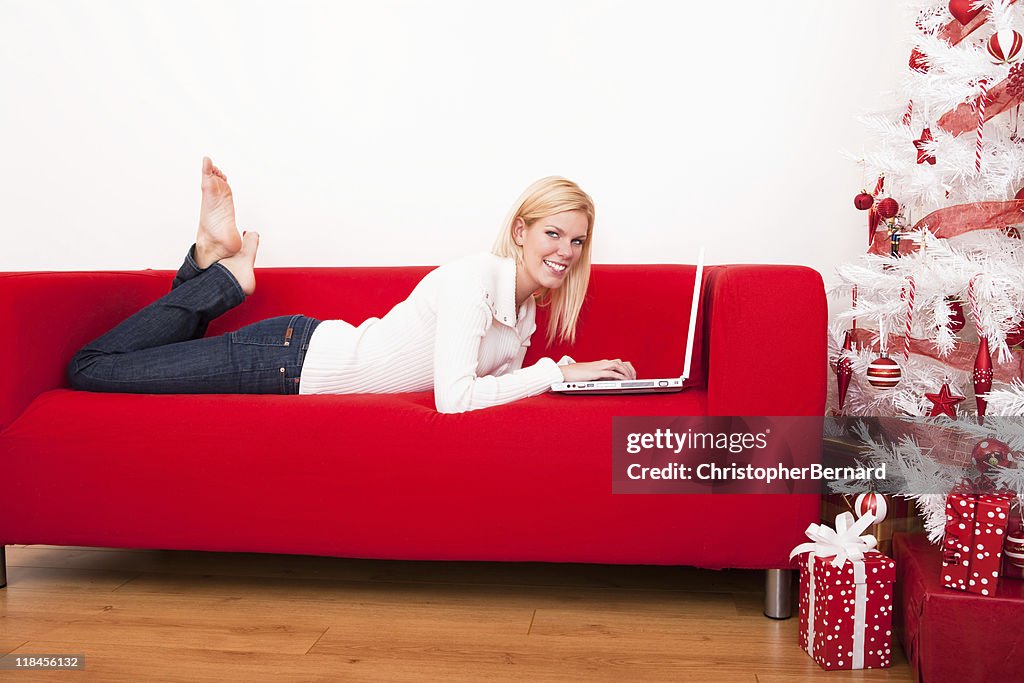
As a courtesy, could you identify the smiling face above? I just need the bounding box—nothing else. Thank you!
[513,209,590,303]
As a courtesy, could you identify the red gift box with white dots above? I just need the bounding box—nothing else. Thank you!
[941,489,1013,596]
[797,550,895,670]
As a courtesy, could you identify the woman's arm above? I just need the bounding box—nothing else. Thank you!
[432,276,564,414]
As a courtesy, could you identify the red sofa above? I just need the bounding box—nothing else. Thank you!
[0,262,826,612]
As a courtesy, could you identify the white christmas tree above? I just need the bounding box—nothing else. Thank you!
[831,0,1024,537]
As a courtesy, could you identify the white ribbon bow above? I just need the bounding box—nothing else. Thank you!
[789,511,878,568]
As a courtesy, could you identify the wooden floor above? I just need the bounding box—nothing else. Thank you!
[0,545,914,682]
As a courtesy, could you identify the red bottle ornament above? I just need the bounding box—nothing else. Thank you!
[836,330,854,410]
[974,337,994,423]
[971,438,1014,473]
[867,356,901,389]
[876,197,900,220]
[854,192,874,210]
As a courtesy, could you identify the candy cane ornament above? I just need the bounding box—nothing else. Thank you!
[901,276,916,360]
[975,80,989,173]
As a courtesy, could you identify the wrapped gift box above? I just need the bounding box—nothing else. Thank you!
[941,488,1013,595]
[895,533,1024,683]
[797,549,896,670]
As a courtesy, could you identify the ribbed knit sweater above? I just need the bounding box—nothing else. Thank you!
[298,252,573,413]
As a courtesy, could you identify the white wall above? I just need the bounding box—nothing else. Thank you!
[0,0,910,282]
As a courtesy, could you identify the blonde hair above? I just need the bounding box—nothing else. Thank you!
[491,176,595,346]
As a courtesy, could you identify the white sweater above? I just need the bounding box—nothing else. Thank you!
[298,252,573,413]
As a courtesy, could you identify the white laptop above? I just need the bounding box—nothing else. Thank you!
[550,248,704,395]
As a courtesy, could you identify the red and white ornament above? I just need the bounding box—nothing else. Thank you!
[1005,534,1024,571]
[987,29,1023,64]
[867,356,901,389]
[971,438,1014,473]
[854,492,888,524]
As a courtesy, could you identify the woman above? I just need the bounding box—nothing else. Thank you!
[67,158,636,413]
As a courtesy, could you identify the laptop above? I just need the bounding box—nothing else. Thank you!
[550,248,704,395]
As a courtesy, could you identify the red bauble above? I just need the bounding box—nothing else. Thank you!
[909,48,930,73]
[947,298,966,334]
[1016,186,1024,200]
[854,192,874,210]
[876,197,900,220]
[867,356,901,389]
[974,337,994,423]
[988,29,1023,64]
[949,0,983,26]
[1005,226,1022,239]
[971,438,1014,473]
[854,492,889,524]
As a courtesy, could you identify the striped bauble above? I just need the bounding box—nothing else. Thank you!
[854,492,888,524]
[988,29,1023,64]
[867,356,901,389]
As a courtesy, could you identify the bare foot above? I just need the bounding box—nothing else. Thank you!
[217,231,259,296]
[195,156,242,269]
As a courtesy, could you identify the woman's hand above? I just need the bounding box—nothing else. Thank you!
[559,359,636,382]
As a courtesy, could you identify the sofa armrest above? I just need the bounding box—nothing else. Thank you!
[702,265,827,416]
[0,270,172,432]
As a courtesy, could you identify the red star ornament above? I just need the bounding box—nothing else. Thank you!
[914,128,937,165]
[925,382,966,418]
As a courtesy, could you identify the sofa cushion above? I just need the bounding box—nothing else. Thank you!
[0,386,813,568]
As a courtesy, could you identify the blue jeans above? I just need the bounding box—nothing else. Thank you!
[67,245,321,394]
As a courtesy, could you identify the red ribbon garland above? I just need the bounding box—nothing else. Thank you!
[868,200,1024,256]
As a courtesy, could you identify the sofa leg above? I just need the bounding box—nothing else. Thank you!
[0,545,6,589]
[764,568,792,619]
